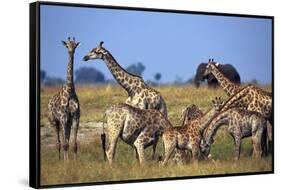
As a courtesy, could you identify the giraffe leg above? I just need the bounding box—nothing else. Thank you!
[252,131,262,159]
[161,139,176,166]
[152,134,159,160]
[233,136,241,161]
[267,120,272,154]
[49,117,61,160]
[106,124,122,165]
[134,147,139,161]
[55,123,61,160]
[191,145,200,164]
[134,140,145,165]
[61,116,71,161]
[72,118,79,160]
[261,125,268,157]
[173,149,188,164]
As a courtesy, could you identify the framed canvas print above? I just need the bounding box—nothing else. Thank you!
[29,1,274,188]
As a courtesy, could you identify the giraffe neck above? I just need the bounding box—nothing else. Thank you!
[103,52,142,95]
[203,110,229,145]
[220,85,250,112]
[66,52,74,88]
[210,65,239,96]
[198,108,217,132]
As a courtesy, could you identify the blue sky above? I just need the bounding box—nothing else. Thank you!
[40,5,272,84]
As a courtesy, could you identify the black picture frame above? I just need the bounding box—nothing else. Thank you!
[29,1,274,188]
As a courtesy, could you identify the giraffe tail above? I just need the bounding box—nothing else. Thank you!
[160,98,168,119]
[101,113,106,161]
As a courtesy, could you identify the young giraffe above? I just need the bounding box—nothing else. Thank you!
[48,37,80,160]
[101,103,172,165]
[201,108,267,161]
[205,59,272,152]
[181,104,204,126]
[83,41,167,118]
[169,104,204,164]
[161,97,224,165]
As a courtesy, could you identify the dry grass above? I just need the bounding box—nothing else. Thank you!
[40,84,272,186]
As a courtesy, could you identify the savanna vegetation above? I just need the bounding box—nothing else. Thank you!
[40,85,272,186]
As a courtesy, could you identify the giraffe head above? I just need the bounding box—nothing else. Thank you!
[204,58,219,76]
[83,41,108,61]
[62,37,80,53]
[212,97,225,111]
[200,139,212,157]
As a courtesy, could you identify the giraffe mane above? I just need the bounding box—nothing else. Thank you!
[105,50,144,80]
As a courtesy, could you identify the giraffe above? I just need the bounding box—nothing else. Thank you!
[205,59,272,153]
[205,58,241,96]
[48,37,80,160]
[201,108,267,160]
[160,97,224,165]
[181,104,204,126]
[167,104,204,164]
[101,103,171,165]
[83,41,167,118]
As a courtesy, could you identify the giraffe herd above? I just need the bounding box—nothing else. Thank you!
[48,38,272,166]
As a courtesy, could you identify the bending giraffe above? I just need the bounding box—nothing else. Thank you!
[160,97,224,165]
[205,59,272,153]
[201,108,267,161]
[168,104,204,164]
[48,37,80,160]
[83,41,167,118]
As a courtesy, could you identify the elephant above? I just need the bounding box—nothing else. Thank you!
[194,62,241,88]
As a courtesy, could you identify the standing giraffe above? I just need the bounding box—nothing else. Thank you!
[205,59,272,153]
[48,37,80,160]
[83,41,167,118]
[205,59,241,96]
[201,108,267,160]
[102,103,171,165]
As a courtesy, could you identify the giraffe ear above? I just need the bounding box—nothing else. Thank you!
[76,42,81,48]
[99,41,104,48]
[62,41,67,46]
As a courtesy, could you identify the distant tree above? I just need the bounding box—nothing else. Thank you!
[154,73,162,82]
[173,76,184,85]
[44,76,64,86]
[126,62,146,76]
[40,70,47,83]
[146,80,157,86]
[251,78,258,85]
[75,66,105,84]
[185,77,194,85]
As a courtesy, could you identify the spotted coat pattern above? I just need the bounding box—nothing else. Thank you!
[48,38,80,161]
[201,108,267,160]
[103,103,172,165]
[206,60,272,152]
[83,41,167,118]
[161,97,224,165]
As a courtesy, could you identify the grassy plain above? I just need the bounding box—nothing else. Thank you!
[40,85,272,186]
